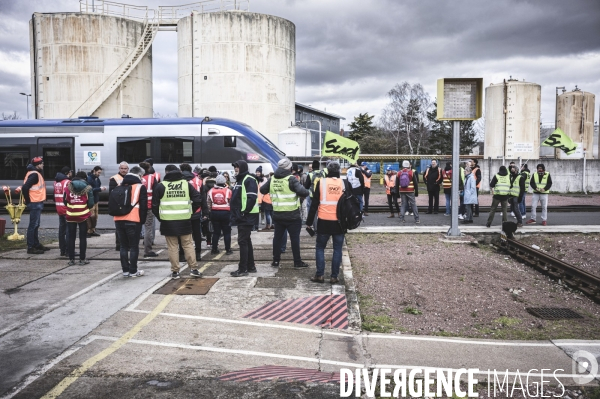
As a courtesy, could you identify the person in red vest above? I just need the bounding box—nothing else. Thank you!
[63,171,94,266]
[114,166,148,277]
[207,174,233,255]
[22,156,48,254]
[139,162,160,257]
[54,166,72,257]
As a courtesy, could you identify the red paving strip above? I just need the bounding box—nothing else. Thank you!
[218,365,341,384]
[242,294,348,329]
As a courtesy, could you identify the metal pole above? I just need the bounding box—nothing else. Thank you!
[583,150,587,194]
[26,96,29,119]
[448,120,461,237]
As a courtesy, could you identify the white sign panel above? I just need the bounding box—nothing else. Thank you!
[442,81,478,119]
[513,143,534,153]
[83,150,101,165]
[562,143,583,159]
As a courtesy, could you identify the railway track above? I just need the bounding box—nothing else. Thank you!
[499,237,600,304]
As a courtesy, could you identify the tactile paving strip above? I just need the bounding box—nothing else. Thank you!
[242,294,348,329]
[526,307,584,320]
[219,366,340,383]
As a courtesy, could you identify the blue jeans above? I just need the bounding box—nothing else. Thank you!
[316,233,344,278]
[519,194,526,216]
[115,221,141,274]
[444,192,451,215]
[264,209,273,226]
[273,219,301,263]
[26,202,43,249]
[357,195,364,212]
[58,215,69,254]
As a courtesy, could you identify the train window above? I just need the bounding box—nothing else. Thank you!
[0,149,30,180]
[117,138,151,164]
[42,148,72,180]
[224,136,236,148]
[201,135,266,164]
[158,137,193,163]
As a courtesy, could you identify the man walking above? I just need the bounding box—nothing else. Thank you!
[424,160,442,214]
[486,165,511,228]
[384,167,399,218]
[152,164,203,279]
[260,158,310,269]
[306,161,345,284]
[360,162,373,216]
[508,164,525,227]
[22,156,48,254]
[527,164,552,226]
[86,166,106,237]
[230,160,259,277]
[398,161,420,224]
[54,166,72,257]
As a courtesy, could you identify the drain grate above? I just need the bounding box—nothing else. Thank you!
[526,307,584,320]
[154,278,219,295]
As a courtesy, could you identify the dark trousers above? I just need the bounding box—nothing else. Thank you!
[273,218,302,263]
[211,210,231,251]
[115,221,141,274]
[509,197,523,224]
[487,197,508,226]
[475,188,480,215]
[363,188,371,212]
[202,219,212,244]
[67,220,87,261]
[58,215,69,254]
[387,193,400,214]
[428,190,440,213]
[237,225,255,272]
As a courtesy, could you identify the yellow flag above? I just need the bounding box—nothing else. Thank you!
[541,128,577,155]
[321,131,360,163]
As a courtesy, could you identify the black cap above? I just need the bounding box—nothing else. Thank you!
[61,166,72,174]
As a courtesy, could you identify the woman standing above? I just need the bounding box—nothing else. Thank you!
[64,171,94,265]
[462,167,477,224]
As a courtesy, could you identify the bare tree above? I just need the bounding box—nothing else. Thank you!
[2,111,21,120]
[380,82,432,154]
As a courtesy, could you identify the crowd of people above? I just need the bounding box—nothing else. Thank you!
[19,155,553,282]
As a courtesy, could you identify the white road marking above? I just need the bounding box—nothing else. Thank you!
[0,271,122,338]
[124,264,190,312]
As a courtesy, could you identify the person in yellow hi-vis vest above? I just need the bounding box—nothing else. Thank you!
[527,163,552,226]
[486,165,511,228]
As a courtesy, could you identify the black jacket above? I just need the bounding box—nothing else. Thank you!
[86,172,102,204]
[22,164,43,204]
[530,172,552,192]
[489,167,510,200]
[182,170,206,220]
[110,174,148,223]
[109,173,127,192]
[424,166,442,192]
[230,160,259,226]
[152,170,202,236]
[260,166,309,223]
[306,172,345,235]
[510,171,526,202]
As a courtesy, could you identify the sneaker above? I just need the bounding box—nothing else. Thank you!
[225,249,234,255]
[415,220,420,224]
[78,259,90,265]
[27,248,44,255]
[171,272,180,279]
[517,223,523,228]
[444,213,450,216]
[122,272,130,277]
[486,222,491,228]
[36,244,51,251]
[511,212,515,217]
[190,269,202,278]
[458,214,464,220]
[68,260,77,266]
[211,249,220,255]
[230,270,248,277]
[144,252,159,258]
[526,219,536,225]
[330,277,340,284]
[248,267,257,273]
[310,275,324,283]
[130,270,145,277]
[388,214,395,218]
[521,213,526,219]
[409,212,413,216]
[294,261,309,268]
[405,211,409,216]
[271,261,280,268]
[541,221,547,226]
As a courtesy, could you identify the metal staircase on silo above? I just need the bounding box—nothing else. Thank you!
[69,4,159,118]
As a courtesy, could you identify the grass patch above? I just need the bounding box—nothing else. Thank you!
[494,316,520,327]
[403,306,422,315]
[362,314,395,333]
[0,234,28,252]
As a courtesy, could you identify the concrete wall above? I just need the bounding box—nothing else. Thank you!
[479,159,600,193]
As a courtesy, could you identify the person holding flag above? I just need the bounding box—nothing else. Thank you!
[527,164,552,226]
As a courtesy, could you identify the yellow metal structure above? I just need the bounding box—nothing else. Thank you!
[436,78,483,121]
[3,186,26,241]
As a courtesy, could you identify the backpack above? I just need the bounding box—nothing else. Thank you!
[108,185,136,216]
[399,170,410,188]
[336,180,362,232]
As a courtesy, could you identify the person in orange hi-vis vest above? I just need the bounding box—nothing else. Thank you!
[110,161,129,251]
[306,161,346,285]
[63,171,94,266]
[208,175,233,255]
[22,156,47,254]
[384,167,400,217]
[54,166,73,257]
[360,162,373,216]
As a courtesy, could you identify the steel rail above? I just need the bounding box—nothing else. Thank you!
[500,237,600,303]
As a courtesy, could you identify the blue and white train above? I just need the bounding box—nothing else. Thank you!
[0,116,284,197]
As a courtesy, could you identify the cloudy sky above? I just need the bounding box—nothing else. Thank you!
[1,0,599,127]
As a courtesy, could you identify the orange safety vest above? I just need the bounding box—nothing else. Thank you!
[209,186,231,211]
[262,192,272,204]
[384,174,396,195]
[111,174,124,186]
[472,166,481,189]
[364,174,372,189]
[54,179,69,216]
[141,174,155,209]
[257,180,266,204]
[114,184,142,223]
[65,186,91,223]
[442,170,452,190]
[318,178,344,221]
[23,170,46,202]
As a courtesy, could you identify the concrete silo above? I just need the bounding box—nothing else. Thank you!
[30,11,154,119]
[556,88,595,159]
[484,79,541,160]
[178,10,295,143]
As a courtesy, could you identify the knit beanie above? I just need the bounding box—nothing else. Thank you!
[278,158,292,170]
[311,160,320,170]
[215,175,226,186]
[32,156,43,166]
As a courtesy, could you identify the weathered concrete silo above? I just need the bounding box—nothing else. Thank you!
[484,79,541,160]
[178,11,295,142]
[556,88,595,159]
[30,12,154,119]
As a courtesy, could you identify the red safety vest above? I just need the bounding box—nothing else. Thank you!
[54,179,69,216]
[141,174,155,209]
[113,184,142,223]
[318,178,343,221]
[209,186,231,211]
[64,186,91,223]
[398,169,415,193]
